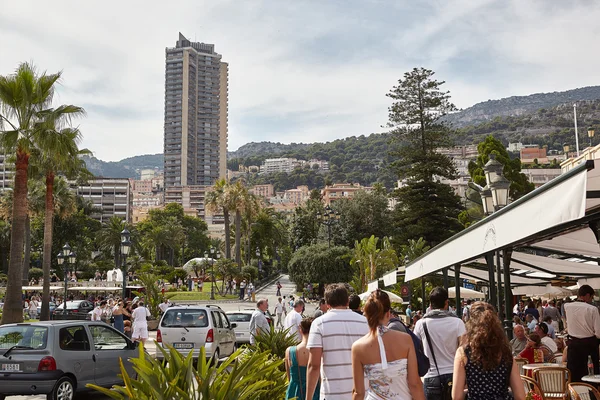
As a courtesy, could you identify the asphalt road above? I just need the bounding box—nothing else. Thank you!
[7,275,306,400]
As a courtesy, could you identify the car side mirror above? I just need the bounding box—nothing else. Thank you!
[129,341,139,350]
[231,323,237,328]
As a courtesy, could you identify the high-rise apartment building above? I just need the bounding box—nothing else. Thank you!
[164,33,228,188]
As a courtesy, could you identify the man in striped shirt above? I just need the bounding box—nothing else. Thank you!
[306,283,368,399]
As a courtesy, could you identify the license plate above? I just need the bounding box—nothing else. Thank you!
[236,333,243,337]
[173,343,193,349]
[1,363,20,372]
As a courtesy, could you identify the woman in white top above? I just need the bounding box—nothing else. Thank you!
[351,290,425,400]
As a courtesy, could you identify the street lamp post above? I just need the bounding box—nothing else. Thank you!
[317,205,340,247]
[588,127,595,148]
[58,243,76,316]
[205,247,216,300]
[480,153,512,338]
[120,228,131,301]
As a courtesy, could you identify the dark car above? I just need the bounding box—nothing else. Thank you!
[37,301,57,315]
[53,300,94,319]
[0,320,139,399]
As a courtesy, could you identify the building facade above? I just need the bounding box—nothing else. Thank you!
[76,178,132,223]
[250,184,275,199]
[163,33,228,188]
[164,185,207,218]
[321,183,373,205]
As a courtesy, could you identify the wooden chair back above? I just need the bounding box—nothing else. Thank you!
[522,375,544,397]
[515,357,528,376]
[568,383,600,400]
[533,366,571,400]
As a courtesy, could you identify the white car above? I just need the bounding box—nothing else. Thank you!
[156,305,237,362]
[225,310,253,344]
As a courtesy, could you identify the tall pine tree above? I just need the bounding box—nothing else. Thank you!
[388,68,463,247]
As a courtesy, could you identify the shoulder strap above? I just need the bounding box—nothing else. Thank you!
[376,332,388,369]
[423,320,442,377]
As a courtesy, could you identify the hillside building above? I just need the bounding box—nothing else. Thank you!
[321,183,373,205]
[284,185,310,204]
[75,178,133,223]
[250,184,275,199]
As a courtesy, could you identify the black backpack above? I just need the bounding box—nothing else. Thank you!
[389,318,430,377]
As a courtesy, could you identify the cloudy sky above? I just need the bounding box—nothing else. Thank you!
[1,0,599,161]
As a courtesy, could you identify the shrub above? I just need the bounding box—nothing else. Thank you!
[28,268,43,281]
[87,344,287,399]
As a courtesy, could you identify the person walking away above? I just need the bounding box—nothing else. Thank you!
[276,281,282,297]
[462,299,472,323]
[510,325,528,356]
[112,300,130,333]
[452,301,526,400]
[249,299,270,345]
[306,283,369,400]
[564,284,600,382]
[274,297,286,329]
[544,299,561,333]
[240,279,247,300]
[413,287,466,400]
[28,296,39,320]
[312,299,328,319]
[349,294,363,315]
[131,301,151,344]
[351,289,425,400]
[285,300,304,343]
[285,318,320,400]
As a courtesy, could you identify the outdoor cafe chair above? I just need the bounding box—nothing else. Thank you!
[522,375,544,398]
[549,353,563,364]
[568,383,600,400]
[515,357,529,376]
[533,366,571,400]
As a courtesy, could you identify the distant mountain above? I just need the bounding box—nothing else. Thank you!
[228,141,311,159]
[83,154,163,178]
[445,86,600,127]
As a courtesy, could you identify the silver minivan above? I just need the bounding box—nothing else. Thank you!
[156,305,237,362]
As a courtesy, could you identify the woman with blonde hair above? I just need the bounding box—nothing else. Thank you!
[351,289,424,399]
[452,301,525,400]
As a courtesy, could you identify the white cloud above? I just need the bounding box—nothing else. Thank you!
[0,0,599,160]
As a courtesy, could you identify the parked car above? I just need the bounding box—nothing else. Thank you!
[37,301,57,315]
[53,300,94,319]
[225,310,253,344]
[156,305,237,362]
[0,320,138,400]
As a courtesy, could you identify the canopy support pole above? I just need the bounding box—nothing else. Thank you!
[454,264,461,318]
[503,248,513,339]
[421,278,426,313]
[496,251,502,317]
[443,268,449,290]
[485,252,497,307]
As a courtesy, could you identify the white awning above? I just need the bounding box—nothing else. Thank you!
[512,284,574,297]
[448,287,485,299]
[449,266,548,285]
[532,228,600,257]
[68,286,121,291]
[405,162,593,281]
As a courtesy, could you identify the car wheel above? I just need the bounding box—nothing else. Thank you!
[48,376,75,400]
[232,343,237,355]
[211,348,220,366]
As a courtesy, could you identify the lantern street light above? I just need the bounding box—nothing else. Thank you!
[120,228,131,301]
[205,247,216,300]
[317,205,340,247]
[588,127,595,148]
[57,244,76,316]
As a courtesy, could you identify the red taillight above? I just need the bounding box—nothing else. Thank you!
[156,329,162,343]
[71,310,78,313]
[206,329,214,343]
[38,356,56,371]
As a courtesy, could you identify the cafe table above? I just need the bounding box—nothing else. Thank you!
[522,363,559,371]
[582,375,600,384]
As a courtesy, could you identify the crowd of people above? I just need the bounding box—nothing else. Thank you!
[246,282,600,400]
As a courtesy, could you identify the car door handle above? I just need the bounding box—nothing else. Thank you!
[92,354,96,362]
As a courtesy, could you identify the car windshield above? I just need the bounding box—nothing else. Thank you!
[56,302,81,310]
[162,309,209,328]
[226,313,251,322]
[0,326,48,349]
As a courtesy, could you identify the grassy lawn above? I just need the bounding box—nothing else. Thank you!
[165,283,239,301]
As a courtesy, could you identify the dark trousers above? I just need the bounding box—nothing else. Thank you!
[567,336,599,382]
[423,373,453,400]
[239,288,245,300]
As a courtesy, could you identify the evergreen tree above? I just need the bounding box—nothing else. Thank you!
[387,68,464,247]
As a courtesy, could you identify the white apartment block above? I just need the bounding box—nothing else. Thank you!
[76,178,132,223]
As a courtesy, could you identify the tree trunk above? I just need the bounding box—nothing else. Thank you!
[2,150,29,324]
[21,215,31,285]
[40,172,54,321]
[235,210,242,268]
[223,207,231,259]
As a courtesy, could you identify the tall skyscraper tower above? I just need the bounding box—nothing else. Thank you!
[164,33,228,188]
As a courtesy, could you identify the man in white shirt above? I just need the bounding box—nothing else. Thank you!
[249,299,270,345]
[284,300,304,342]
[91,301,107,322]
[535,322,557,353]
[273,297,286,328]
[158,298,170,314]
[131,301,151,344]
[306,283,368,400]
[564,284,600,382]
[414,287,466,400]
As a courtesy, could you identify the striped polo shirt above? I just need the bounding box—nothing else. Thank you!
[307,308,369,399]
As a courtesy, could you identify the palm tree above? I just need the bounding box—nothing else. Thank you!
[31,125,91,320]
[0,62,84,323]
[225,181,249,268]
[97,216,128,270]
[205,179,231,259]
